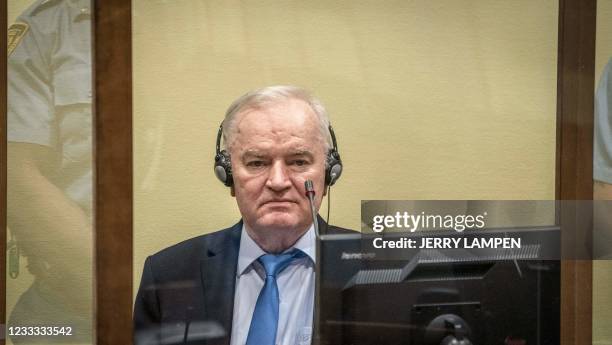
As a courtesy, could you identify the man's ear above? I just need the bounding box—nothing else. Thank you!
[231,185,236,197]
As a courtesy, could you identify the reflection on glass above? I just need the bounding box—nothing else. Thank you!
[593,57,612,345]
[594,58,612,258]
[133,1,559,345]
[7,0,93,344]
[594,58,612,190]
[593,0,612,341]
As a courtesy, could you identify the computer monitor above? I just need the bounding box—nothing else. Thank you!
[316,227,560,345]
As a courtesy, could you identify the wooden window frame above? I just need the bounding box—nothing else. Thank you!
[93,1,133,344]
[0,0,598,344]
[557,1,596,345]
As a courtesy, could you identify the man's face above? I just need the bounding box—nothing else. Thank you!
[229,99,327,234]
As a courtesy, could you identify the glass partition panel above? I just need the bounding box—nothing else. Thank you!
[133,1,559,344]
[6,0,93,344]
[593,0,612,344]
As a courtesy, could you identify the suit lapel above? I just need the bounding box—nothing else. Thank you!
[196,218,344,344]
[200,222,242,345]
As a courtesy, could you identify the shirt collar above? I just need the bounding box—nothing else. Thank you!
[237,223,316,276]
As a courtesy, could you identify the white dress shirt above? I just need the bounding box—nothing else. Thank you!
[230,224,315,345]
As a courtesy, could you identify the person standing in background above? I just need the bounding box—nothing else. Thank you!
[7,0,93,343]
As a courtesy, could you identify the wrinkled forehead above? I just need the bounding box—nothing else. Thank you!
[231,99,324,143]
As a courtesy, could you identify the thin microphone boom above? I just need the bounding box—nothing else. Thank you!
[305,179,322,345]
[305,180,320,238]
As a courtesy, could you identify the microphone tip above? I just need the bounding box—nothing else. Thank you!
[305,180,315,193]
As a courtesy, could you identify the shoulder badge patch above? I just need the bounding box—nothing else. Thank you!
[7,23,29,56]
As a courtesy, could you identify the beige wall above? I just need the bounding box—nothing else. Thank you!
[133,0,558,294]
[593,0,612,344]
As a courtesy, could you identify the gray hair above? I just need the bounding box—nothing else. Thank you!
[221,85,333,152]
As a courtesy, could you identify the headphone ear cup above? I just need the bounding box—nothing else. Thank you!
[328,163,342,186]
[214,150,233,187]
[325,150,343,186]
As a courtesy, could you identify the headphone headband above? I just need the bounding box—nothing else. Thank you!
[329,125,339,151]
[214,122,342,187]
[215,123,223,153]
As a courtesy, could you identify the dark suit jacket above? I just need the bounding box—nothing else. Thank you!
[134,218,351,345]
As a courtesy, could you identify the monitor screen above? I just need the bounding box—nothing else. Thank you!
[316,228,560,345]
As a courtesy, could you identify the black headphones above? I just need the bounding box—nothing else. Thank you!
[214,122,342,187]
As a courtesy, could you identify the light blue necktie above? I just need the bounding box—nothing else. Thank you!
[245,249,304,345]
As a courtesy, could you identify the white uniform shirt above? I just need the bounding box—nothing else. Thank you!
[230,224,315,345]
[8,0,93,217]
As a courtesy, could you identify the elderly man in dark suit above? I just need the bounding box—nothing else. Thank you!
[134,85,346,345]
